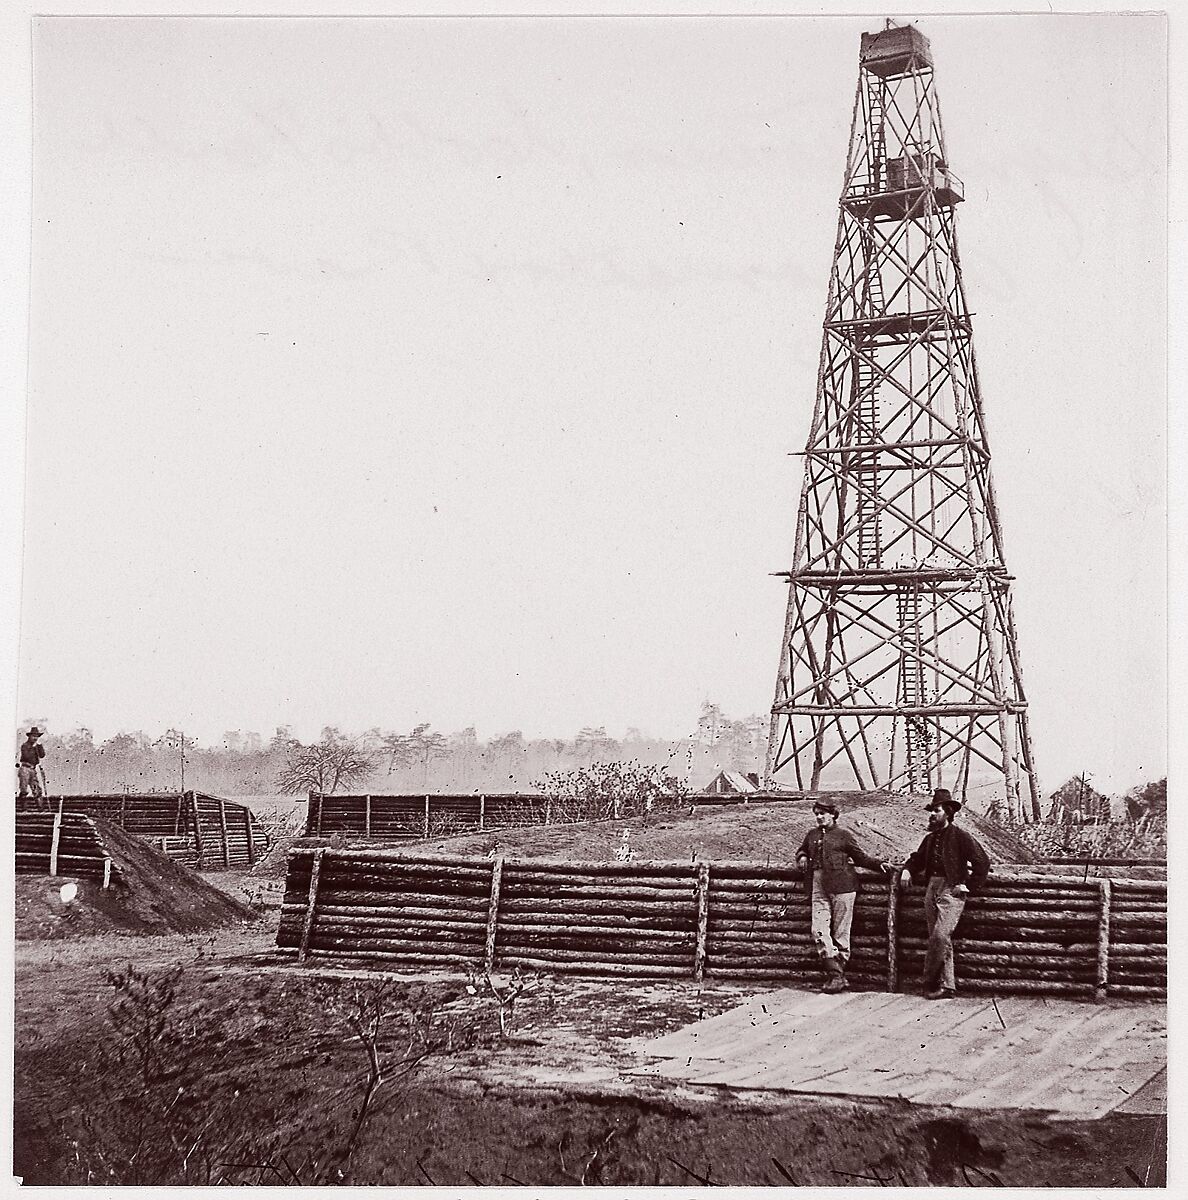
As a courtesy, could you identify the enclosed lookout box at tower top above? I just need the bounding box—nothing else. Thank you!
[859,25,933,76]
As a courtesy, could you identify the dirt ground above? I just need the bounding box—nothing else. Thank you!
[14,821,257,939]
[13,911,1165,1187]
[272,791,1039,875]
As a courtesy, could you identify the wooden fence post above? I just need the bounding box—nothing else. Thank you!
[218,796,230,867]
[244,808,255,863]
[1096,878,1112,1001]
[102,856,112,890]
[299,848,327,963]
[423,795,430,839]
[886,871,900,992]
[49,799,64,877]
[315,791,325,836]
[365,794,372,839]
[120,791,128,828]
[545,796,552,825]
[484,856,504,973]
[478,794,485,832]
[190,791,204,868]
[693,862,710,981]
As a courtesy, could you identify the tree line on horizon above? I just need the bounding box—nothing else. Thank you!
[14,701,768,797]
[15,709,1167,829]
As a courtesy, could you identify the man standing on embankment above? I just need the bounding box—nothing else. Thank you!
[16,727,46,799]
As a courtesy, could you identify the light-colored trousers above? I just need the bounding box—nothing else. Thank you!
[17,765,42,798]
[924,876,967,991]
[810,873,855,962]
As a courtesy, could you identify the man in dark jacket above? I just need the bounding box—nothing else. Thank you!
[796,799,889,992]
[17,727,46,799]
[900,788,991,999]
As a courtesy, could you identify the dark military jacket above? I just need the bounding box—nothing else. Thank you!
[904,823,991,890]
[795,824,883,897]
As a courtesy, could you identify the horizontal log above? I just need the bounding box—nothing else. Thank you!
[495,920,695,941]
[305,934,486,955]
[487,944,692,965]
[305,902,488,921]
[706,919,811,936]
[490,939,695,960]
[501,884,698,904]
[1106,984,1167,997]
[898,937,1097,955]
[309,877,493,898]
[310,914,487,932]
[497,897,694,915]
[316,862,493,883]
[502,869,695,888]
[494,956,691,978]
[302,945,483,965]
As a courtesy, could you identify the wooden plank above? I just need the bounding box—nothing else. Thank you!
[298,848,327,963]
[484,857,503,973]
[1096,877,1111,1000]
[693,863,710,981]
[48,799,64,877]
[218,796,230,867]
[631,991,1166,1119]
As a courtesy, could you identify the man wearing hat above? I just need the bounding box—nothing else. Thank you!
[795,799,890,993]
[899,788,991,999]
[17,727,47,799]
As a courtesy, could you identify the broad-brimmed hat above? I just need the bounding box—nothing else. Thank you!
[812,799,840,816]
[27,726,42,737]
[926,787,961,815]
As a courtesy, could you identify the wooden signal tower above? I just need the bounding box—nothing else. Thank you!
[765,25,1040,820]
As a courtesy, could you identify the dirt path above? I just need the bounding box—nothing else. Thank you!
[13,928,1164,1187]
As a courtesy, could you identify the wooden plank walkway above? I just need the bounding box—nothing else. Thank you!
[627,989,1166,1120]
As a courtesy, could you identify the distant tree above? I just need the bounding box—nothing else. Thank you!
[696,701,724,745]
[277,728,378,796]
[407,724,447,784]
[576,726,619,755]
[379,729,416,774]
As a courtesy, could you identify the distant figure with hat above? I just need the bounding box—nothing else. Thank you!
[17,727,47,799]
[795,799,891,993]
[898,788,991,999]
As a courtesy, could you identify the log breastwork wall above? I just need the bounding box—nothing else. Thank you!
[277,850,1166,999]
[15,792,270,868]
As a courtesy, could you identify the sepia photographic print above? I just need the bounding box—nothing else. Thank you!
[7,2,1174,1189]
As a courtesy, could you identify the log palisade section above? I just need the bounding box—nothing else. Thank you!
[277,850,1166,999]
[307,792,593,838]
[16,809,118,886]
[15,792,270,868]
[306,790,880,838]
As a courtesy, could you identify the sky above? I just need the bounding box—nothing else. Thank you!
[8,7,1170,794]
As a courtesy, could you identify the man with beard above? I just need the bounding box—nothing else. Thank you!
[899,788,991,999]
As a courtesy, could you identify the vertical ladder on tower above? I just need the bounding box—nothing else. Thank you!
[854,242,884,568]
[868,76,887,193]
[897,585,931,790]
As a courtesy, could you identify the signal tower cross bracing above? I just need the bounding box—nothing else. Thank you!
[764,25,1041,821]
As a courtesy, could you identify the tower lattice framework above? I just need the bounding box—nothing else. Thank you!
[764,25,1040,820]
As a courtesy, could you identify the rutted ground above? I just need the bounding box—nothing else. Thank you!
[14,922,1164,1186]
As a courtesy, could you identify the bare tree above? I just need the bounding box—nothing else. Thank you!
[277,728,378,796]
